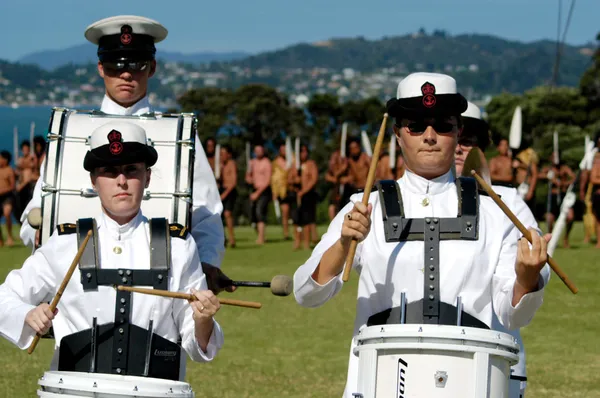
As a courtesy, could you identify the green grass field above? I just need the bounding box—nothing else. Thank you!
[0,224,598,397]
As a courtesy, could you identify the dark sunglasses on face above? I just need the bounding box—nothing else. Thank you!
[400,120,457,134]
[457,134,479,147]
[102,61,149,73]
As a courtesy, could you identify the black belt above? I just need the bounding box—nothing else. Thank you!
[367,299,489,329]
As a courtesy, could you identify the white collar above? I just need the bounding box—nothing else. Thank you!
[99,210,143,240]
[100,94,152,116]
[399,168,455,195]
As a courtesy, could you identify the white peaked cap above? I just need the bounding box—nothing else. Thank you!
[85,15,168,44]
[89,121,148,149]
[396,72,458,99]
[462,101,482,120]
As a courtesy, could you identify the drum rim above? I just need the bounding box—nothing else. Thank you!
[355,324,519,349]
[38,371,194,393]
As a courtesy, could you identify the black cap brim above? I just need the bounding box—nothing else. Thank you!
[387,93,468,119]
[83,142,158,172]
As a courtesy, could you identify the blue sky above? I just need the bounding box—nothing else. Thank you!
[1,0,597,60]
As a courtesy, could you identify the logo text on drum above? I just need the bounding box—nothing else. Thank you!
[397,357,408,398]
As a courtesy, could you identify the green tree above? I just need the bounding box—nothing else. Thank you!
[232,84,292,143]
[306,93,341,137]
[178,87,233,140]
[579,32,600,121]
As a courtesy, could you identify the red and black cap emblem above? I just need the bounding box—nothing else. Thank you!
[108,129,123,155]
[120,25,133,45]
[421,82,436,108]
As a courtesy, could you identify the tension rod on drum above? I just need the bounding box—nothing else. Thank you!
[400,291,407,324]
[456,296,463,327]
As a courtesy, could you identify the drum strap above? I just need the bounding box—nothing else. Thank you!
[77,218,100,289]
[377,177,479,325]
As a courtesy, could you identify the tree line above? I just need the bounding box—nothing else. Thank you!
[174,33,600,224]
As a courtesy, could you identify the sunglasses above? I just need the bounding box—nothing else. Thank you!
[457,134,479,147]
[400,120,458,134]
[102,61,149,73]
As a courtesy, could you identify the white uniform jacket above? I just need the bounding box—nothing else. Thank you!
[491,184,551,382]
[3,210,224,379]
[20,95,225,268]
[293,170,546,398]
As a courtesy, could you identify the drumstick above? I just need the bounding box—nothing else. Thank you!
[470,170,578,294]
[28,230,93,354]
[116,286,262,309]
[342,113,388,282]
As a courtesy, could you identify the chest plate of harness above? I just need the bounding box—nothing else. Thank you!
[369,177,489,329]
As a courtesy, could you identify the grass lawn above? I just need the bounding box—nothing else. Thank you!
[0,223,598,397]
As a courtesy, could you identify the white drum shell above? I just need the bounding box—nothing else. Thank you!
[40,109,195,245]
[353,324,519,398]
[37,371,194,397]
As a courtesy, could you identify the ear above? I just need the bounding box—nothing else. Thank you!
[148,60,157,78]
[90,172,97,190]
[145,168,152,188]
[97,61,105,79]
[393,125,403,149]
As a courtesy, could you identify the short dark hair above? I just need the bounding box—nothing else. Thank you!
[206,137,216,145]
[21,140,31,148]
[221,144,233,154]
[0,150,12,163]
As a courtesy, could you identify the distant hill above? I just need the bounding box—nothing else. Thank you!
[229,33,595,93]
[1,31,597,105]
[18,44,249,71]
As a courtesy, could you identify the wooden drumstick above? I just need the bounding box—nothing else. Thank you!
[342,113,388,282]
[28,230,93,354]
[470,170,578,294]
[116,286,263,309]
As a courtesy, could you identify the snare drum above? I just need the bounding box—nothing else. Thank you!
[40,108,195,245]
[37,371,194,397]
[353,324,519,398]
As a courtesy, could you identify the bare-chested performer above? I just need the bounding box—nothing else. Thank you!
[375,145,394,181]
[0,151,16,247]
[489,138,514,187]
[205,137,217,173]
[219,145,238,248]
[590,149,600,249]
[540,154,576,247]
[271,142,294,239]
[340,137,370,207]
[290,144,319,250]
[514,148,539,207]
[245,142,272,245]
[15,140,37,220]
[581,166,596,244]
[32,136,45,180]
[325,149,348,221]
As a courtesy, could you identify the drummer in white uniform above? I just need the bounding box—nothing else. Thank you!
[293,72,549,397]
[0,121,223,381]
[19,15,232,293]
[456,101,551,398]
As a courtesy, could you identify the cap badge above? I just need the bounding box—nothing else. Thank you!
[108,130,123,155]
[120,25,133,45]
[421,82,436,108]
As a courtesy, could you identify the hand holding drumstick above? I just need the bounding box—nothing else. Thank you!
[470,169,578,294]
[27,230,93,354]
